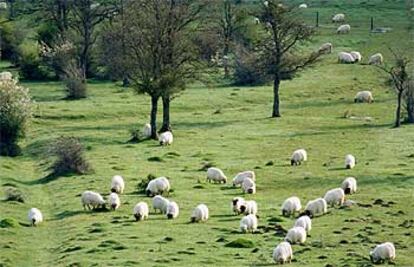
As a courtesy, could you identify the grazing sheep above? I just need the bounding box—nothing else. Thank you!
[109,192,121,210]
[142,123,151,138]
[146,176,171,196]
[0,71,13,81]
[302,198,327,218]
[240,200,258,216]
[299,3,307,8]
[133,202,149,221]
[294,215,312,234]
[232,170,255,187]
[291,149,307,166]
[242,178,256,194]
[191,204,209,223]
[240,214,258,233]
[338,52,355,64]
[111,175,125,194]
[324,188,345,207]
[368,53,383,65]
[273,241,293,264]
[345,154,356,169]
[206,167,227,184]
[332,13,345,23]
[166,201,179,219]
[337,24,351,34]
[152,195,170,214]
[281,196,302,217]
[370,242,396,264]
[285,226,307,244]
[354,91,374,103]
[254,17,260,24]
[159,131,173,145]
[232,197,245,214]
[28,208,43,226]
[318,42,333,54]
[350,51,362,62]
[341,177,357,195]
[81,191,106,210]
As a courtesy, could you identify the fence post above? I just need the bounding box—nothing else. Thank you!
[370,17,374,31]
[316,11,319,27]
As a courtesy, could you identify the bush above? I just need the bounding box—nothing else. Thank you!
[136,174,156,194]
[0,79,32,156]
[62,61,87,99]
[233,47,268,86]
[17,40,51,80]
[4,187,25,203]
[48,136,92,175]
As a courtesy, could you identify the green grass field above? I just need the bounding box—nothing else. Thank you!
[1,1,414,266]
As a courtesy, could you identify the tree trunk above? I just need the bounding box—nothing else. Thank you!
[395,91,403,127]
[150,95,159,139]
[406,93,414,123]
[160,96,172,132]
[272,77,281,117]
[223,42,230,78]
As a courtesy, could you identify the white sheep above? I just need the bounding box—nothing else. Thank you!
[28,208,43,226]
[0,71,13,81]
[281,196,302,217]
[142,123,152,138]
[166,201,179,219]
[324,188,345,207]
[232,197,245,214]
[272,241,293,264]
[337,24,351,34]
[354,91,374,103]
[232,170,255,187]
[242,178,256,194]
[146,176,171,196]
[133,202,149,221]
[302,198,327,218]
[370,242,396,264]
[152,195,170,214]
[299,3,307,8]
[109,192,121,210]
[318,42,333,54]
[240,200,258,216]
[254,17,260,24]
[332,13,345,23]
[294,215,312,234]
[291,149,307,166]
[206,167,227,184]
[111,175,125,194]
[345,154,356,169]
[341,177,357,195]
[338,52,355,64]
[368,53,383,65]
[191,204,209,223]
[350,51,362,62]
[285,226,307,244]
[81,191,106,210]
[159,131,173,145]
[240,214,258,233]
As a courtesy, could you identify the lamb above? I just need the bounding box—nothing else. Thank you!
[133,202,149,221]
[299,3,307,8]
[368,53,383,65]
[302,198,327,218]
[318,42,333,54]
[146,176,171,196]
[370,242,396,264]
[111,175,125,194]
[240,214,258,233]
[337,24,351,34]
[232,170,255,187]
[341,177,357,194]
[281,196,302,217]
[159,131,173,145]
[285,226,307,244]
[324,188,345,207]
[232,197,245,214]
[350,51,362,62]
[166,201,179,219]
[294,215,312,234]
[0,71,13,81]
[191,204,209,223]
[291,149,307,166]
[109,192,121,210]
[345,154,356,169]
[142,123,151,138]
[272,241,293,264]
[81,191,106,210]
[240,200,258,216]
[332,13,345,23]
[338,52,355,64]
[28,208,43,226]
[241,178,256,194]
[354,91,374,103]
[152,195,170,214]
[206,167,227,184]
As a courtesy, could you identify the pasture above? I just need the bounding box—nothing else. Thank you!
[1,0,414,266]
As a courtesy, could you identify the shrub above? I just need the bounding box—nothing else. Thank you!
[136,174,156,193]
[233,46,268,86]
[62,60,87,99]
[0,79,32,156]
[48,136,92,175]
[40,38,76,78]
[17,40,51,80]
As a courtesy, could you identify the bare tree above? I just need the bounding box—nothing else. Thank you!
[255,1,322,117]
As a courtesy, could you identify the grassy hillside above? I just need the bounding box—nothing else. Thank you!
[1,1,414,266]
